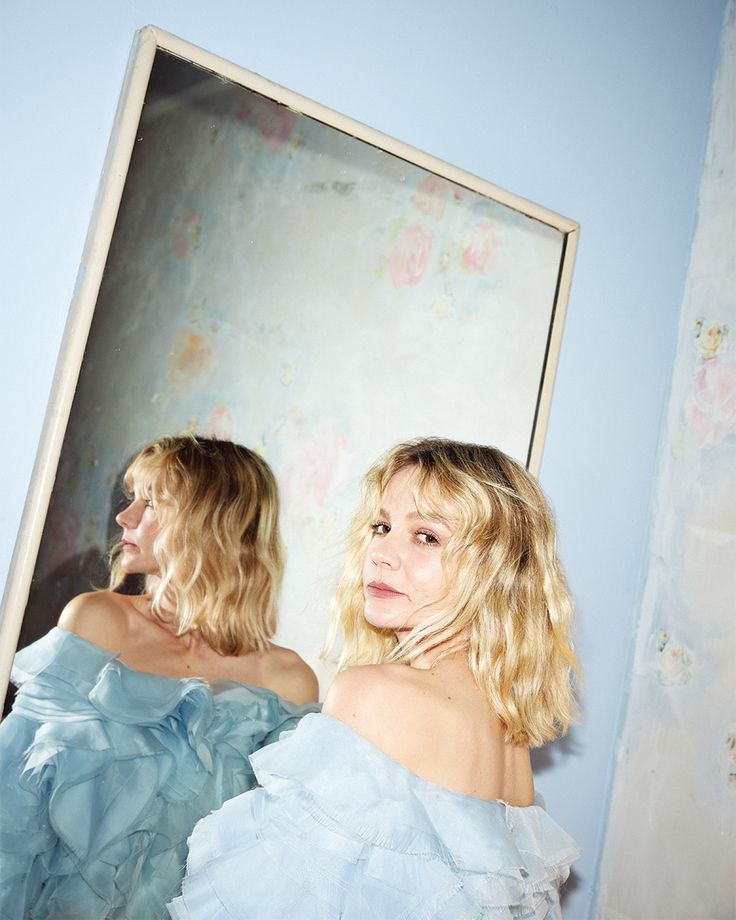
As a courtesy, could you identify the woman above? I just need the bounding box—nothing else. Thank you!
[0,435,319,920]
[169,437,580,920]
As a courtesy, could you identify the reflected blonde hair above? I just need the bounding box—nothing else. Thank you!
[110,435,283,655]
[328,437,579,747]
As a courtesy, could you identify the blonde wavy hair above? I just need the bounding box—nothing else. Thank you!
[109,435,283,655]
[328,437,579,747]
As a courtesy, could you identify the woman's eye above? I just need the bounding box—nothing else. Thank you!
[416,530,439,546]
[371,521,390,535]
[143,497,155,509]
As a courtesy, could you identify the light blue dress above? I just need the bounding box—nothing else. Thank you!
[0,627,319,920]
[168,713,580,920]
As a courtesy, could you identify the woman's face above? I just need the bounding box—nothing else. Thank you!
[362,466,454,635]
[115,480,160,575]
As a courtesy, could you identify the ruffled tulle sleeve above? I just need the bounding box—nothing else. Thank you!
[0,628,319,920]
[168,713,580,920]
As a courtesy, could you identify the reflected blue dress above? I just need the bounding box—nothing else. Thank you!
[168,713,580,920]
[0,627,320,920]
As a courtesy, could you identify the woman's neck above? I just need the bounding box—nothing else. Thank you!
[394,628,469,672]
[143,591,191,640]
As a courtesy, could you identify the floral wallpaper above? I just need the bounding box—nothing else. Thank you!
[597,6,736,917]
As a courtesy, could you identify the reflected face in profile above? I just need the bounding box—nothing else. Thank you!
[115,485,160,575]
[363,466,454,635]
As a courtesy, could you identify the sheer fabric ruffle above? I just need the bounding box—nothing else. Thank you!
[0,627,319,920]
[169,713,580,920]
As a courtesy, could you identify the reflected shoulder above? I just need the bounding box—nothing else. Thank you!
[58,590,135,651]
[262,644,319,705]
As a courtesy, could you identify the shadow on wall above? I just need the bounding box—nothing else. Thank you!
[530,724,582,775]
[531,727,583,909]
[559,865,582,909]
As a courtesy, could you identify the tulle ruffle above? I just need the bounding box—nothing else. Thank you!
[0,628,319,920]
[169,713,580,919]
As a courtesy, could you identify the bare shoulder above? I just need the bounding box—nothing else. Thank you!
[323,664,432,754]
[325,663,432,714]
[324,660,534,803]
[324,663,408,708]
[259,644,319,706]
[58,590,138,652]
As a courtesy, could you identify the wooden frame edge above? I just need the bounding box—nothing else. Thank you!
[527,225,580,476]
[0,28,159,701]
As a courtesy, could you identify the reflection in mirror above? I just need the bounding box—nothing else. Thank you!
[1,26,578,709]
[0,433,320,917]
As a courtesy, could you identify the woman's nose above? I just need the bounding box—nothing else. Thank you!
[116,499,140,528]
[371,540,399,569]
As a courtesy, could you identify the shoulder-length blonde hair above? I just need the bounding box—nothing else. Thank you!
[328,437,579,747]
[110,435,283,656]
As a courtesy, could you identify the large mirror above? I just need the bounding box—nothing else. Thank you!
[0,26,578,703]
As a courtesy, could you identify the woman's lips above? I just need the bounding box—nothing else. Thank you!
[366,581,404,599]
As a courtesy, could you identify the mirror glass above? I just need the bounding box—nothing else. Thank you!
[1,28,578,703]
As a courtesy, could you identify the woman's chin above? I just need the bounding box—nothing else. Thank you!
[363,610,403,633]
[120,560,155,577]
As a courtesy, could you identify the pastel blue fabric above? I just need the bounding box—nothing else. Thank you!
[168,713,580,920]
[0,627,320,920]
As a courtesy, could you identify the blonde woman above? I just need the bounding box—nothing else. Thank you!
[0,435,318,920]
[169,437,580,920]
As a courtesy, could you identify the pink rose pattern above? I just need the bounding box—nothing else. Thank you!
[235,97,298,154]
[170,212,202,259]
[684,357,736,445]
[411,175,447,219]
[462,219,497,273]
[387,223,434,289]
[683,321,736,446]
[203,404,235,441]
[280,419,349,521]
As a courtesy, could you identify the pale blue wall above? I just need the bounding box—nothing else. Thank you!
[0,2,727,917]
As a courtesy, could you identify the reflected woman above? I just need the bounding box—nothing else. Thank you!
[0,435,319,919]
[169,437,580,920]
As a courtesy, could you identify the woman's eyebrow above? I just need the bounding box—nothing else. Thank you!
[407,510,451,529]
[377,507,451,529]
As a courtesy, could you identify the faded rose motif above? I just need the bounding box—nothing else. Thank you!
[411,175,447,220]
[462,219,497,274]
[279,419,351,521]
[684,358,736,444]
[235,97,298,154]
[694,318,728,359]
[653,630,693,686]
[170,212,202,259]
[683,321,736,446]
[203,405,235,441]
[168,329,216,387]
[387,223,434,289]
